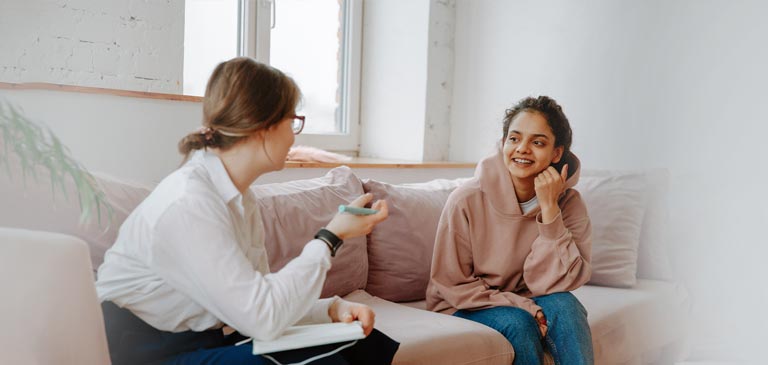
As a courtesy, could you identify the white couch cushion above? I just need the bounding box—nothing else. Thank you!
[576,171,649,287]
[0,227,110,365]
[634,169,675,281]
[398,280,687,365]
[344,290,514,365]
[580,169,675,282]
[573,280,688,364]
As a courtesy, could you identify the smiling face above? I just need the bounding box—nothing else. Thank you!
[502,111,564,182]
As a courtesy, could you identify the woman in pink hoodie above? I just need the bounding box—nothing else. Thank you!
[427,96,593,364]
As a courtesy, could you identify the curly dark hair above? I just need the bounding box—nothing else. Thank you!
[502,95,573,170]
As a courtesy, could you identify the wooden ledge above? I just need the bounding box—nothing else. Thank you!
[285,158,476,169]
[0,82,203,102]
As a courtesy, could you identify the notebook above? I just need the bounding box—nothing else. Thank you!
[246,321,366,355]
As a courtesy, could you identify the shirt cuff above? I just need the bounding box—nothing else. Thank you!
[300,296,336,324]
[302,239,333,270]
[536,212,567,240]
[524,302,543,318]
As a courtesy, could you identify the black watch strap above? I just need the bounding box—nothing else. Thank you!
[315,228,343,257]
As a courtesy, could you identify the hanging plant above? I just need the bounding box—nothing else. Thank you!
[0,98,113,228]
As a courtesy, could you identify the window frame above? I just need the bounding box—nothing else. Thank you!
[239,0,362,153]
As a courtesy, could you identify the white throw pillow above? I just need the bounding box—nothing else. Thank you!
[634,169,674,281]
[576,171,649,287]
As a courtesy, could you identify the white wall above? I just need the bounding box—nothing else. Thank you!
[450,0,768,360]
[0,0,184,93]
[0,89,474,185]
[0,89,201,185]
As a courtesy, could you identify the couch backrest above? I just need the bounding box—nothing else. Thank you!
[0,154,151,269]
[3,162,673,302]
[359,168,674,302]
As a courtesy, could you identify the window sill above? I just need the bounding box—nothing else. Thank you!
[285,158,476,169]
[0,82,202,102]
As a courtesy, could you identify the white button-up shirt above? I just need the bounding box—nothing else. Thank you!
[96,150,334,340]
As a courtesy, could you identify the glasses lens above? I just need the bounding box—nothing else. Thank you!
[292,117,304,134]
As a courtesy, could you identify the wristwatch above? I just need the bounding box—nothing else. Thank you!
[314,228,344,257]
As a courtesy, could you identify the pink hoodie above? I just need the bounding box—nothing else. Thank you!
[426,150,592,317]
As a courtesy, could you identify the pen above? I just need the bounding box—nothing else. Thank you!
[338,205,379,215]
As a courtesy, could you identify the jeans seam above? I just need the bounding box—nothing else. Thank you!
[544,317,558,365]
[545,334,559,365]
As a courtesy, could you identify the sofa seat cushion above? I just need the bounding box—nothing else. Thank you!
[343,290,514,365]
[573,280,688,364]
[396,280,687,364]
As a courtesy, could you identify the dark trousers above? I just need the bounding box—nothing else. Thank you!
[101,301,399,365]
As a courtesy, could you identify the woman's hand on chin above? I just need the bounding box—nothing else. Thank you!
[534,164,568,223]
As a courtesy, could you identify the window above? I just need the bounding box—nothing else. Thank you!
[183,0,239,97]
[185,0,362,152]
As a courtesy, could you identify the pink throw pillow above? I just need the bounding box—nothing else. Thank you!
[363,178,469,302]
[250,166,368,298]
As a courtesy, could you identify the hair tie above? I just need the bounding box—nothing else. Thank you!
[196,126,250,144]
[197,127,215,145]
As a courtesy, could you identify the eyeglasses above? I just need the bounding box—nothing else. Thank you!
[291,115,305,135]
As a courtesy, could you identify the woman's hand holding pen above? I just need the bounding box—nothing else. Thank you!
[325,193,388,240]
[329,298,375,336]
[534,164,568,224]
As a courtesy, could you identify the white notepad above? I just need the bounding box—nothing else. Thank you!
[247,321,366,355]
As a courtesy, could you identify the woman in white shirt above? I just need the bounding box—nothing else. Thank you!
[96,57,398,365]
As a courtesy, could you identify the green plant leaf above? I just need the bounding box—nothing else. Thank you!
[0,98,114,229]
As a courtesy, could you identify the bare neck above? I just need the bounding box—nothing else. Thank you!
[511,175,536,203]
[211,145,272,194]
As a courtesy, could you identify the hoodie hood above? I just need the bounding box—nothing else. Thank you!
[474,148,581,216]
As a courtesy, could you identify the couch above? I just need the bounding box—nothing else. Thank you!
[0,162,689,364]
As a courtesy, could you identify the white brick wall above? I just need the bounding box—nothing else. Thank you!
[0,0,184,94]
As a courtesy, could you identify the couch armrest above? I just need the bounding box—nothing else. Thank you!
[0,227,111,365]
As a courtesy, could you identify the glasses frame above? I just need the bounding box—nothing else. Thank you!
[292,115,306,135]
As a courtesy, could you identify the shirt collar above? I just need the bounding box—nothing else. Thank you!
[196,150,242,204]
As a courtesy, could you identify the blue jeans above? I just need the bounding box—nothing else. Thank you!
[454,292,593,365]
